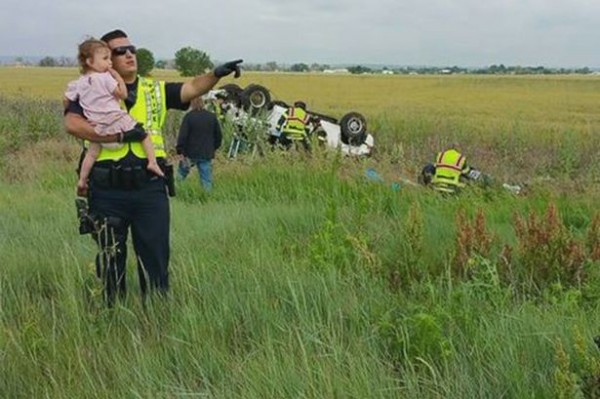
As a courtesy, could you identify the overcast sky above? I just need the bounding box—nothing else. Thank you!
[2,0,599,67]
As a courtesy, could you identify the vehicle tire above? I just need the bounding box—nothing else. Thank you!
[340,112,367,145]
[219,83,243,106]
[241,84,271,115]
[219,83,242,95]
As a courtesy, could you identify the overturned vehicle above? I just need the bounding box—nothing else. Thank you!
[203,83,374,157]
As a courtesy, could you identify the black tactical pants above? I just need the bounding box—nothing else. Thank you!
[89,168,170,306]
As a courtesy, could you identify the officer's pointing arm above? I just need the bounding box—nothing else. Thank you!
[180,59,243,104]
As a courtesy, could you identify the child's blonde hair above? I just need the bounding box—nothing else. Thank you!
[77,38,109,74]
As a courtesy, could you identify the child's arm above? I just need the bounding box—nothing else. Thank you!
[65,112,121,143]
[108,68,128,100]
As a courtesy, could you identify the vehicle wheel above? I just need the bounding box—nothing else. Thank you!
[241,84,271,115]
[219,83,243,106]
[340,112,367,145]
[219,83,242,95]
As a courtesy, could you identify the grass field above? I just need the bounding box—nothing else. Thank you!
[1,67,600,398]
[2,66,599,182]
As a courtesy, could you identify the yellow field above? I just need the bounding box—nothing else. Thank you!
[2,66,599,132]
[2,66,599,182]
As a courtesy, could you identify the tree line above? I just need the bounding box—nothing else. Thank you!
[32,47,596,76]
[33,47,214,77]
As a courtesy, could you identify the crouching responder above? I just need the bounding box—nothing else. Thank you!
[275,101,312,151]
[419,147,487,194]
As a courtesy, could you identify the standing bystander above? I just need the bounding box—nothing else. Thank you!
[176,97,222,191]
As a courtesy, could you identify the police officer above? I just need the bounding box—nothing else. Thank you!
[64,29,242,305]
[419,147,486,194]
[275,101,312,151]
[430,148,471,194]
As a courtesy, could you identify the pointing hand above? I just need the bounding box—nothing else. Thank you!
[214,59,243,78]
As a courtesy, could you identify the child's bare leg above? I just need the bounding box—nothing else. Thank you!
[142,136,164,177]
[78,143,101,196]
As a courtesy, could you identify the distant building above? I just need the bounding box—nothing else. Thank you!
[323,68,349,74]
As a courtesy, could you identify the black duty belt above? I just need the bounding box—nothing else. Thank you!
[90,164,157,190]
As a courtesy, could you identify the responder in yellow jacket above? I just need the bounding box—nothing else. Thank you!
[420,148,483,194]
[210,92,229,125]
[64,28,242,306]
[275,101,312,151]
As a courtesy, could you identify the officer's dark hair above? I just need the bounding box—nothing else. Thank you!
[293,101,306,110]
[100,29,128,43]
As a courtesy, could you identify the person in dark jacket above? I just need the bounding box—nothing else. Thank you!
[176,97,222,191]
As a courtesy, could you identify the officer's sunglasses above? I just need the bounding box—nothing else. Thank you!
[112,45,137,57]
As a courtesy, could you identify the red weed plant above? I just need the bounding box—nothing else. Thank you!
[512,203,585,290]
[452,208,493,279]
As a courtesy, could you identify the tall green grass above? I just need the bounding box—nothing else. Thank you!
[1,74,600,397]
[2,168,600,397]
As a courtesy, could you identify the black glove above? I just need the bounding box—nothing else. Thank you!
[214,59,243,78]
[120,126,148,143]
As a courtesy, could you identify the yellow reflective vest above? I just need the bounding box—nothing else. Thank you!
[431,149,468,194]
[213,101,225,123]
[278,107,310,140]
[96,77,167,162]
